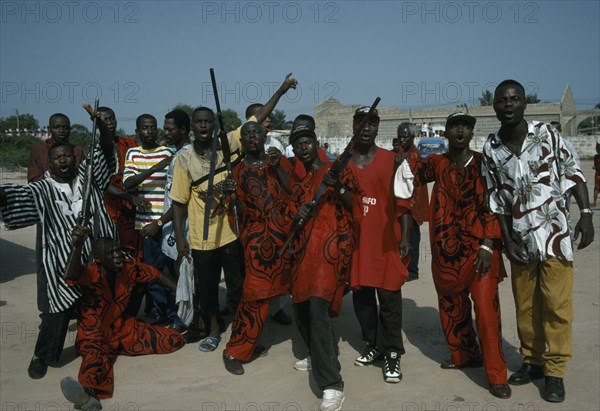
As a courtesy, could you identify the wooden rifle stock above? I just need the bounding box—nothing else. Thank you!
[278,97,381,256]
[210,68,241,236]
[203,125,219,241]
[64,99,99,279]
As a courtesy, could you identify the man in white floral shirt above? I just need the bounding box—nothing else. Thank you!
[482,79,594,404]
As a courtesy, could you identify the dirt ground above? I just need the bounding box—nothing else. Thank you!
[0,162,598,411]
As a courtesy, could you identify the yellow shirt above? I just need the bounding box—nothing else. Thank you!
[226,114,256,152]
[169,133,242,251]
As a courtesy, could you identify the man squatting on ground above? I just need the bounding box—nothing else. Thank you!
[59,226,184,411]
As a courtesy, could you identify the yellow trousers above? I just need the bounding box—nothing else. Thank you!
[511,258,573,377]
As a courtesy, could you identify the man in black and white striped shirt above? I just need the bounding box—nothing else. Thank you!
[0,104,116,379]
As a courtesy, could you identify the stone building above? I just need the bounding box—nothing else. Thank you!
[314,85,599,157]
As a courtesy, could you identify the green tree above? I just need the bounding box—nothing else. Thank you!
[269,109,290,130]
[0,113,40,133]
[71,124,90,134]
[0,134,43,169]
[525,94,540,104]
[221,109,242,132]
[479,90,494,106]
[171,103,194,119]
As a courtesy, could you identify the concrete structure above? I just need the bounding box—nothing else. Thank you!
[314,85,600,157]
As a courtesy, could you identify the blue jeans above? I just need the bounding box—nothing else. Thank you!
[143,234,179,324]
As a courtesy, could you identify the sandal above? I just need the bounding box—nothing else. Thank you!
[198,336,221,352]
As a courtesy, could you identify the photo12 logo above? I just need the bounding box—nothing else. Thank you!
[202,81,339,105]
[1,1,140,24]
[400,1,540,24]
[200,1,340,24]
[399,81,539,105]
[2,81,140,104]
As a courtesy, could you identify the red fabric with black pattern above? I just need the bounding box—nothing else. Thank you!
[413,152,506,294]
[74,261,184,398]
[289,165,362,316]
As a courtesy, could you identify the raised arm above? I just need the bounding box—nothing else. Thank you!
[83,103,113,160]
[253,73,298,124]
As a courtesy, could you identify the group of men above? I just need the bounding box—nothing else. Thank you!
[0,77,595,411]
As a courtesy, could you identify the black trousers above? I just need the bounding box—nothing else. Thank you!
[34,309,73,363]
[35,224,74,363]
[352,286,405,355]
[191,240,244,332]
[408,222,421,279]
[294,297,343,391]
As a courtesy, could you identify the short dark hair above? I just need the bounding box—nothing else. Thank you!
[49,113,70,125]
[165,109,190,132]
[97,106,114,115]
[192,106,214,119]
[495,79,525,99]
[48,141,75,156]
[245,103,263,120]
[241,121,265,136]
[136,114,157,129]
[93,236,119,260]
[292,114,316,130]
[397,122,417,137]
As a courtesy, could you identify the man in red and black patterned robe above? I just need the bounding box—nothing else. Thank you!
[222,121,294,375]
[408,112,510,399]
[60,228,184,409]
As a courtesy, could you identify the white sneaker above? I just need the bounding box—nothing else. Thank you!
[354,344,383,366]
[383,352,402,383]
[294,356,312,371]
[320,389,345,411]
[60,377,102,411]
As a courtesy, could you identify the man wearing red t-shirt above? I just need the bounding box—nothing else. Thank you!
[348,106,412,384]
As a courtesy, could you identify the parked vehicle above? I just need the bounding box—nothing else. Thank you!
[417,137,447,158]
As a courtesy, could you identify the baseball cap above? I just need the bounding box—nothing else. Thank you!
[446,112,476,128]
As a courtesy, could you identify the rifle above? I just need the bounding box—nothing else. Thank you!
[210,68,241,236]
[202,122,220,241]
[278,97,381,255]
[64,99,99,279]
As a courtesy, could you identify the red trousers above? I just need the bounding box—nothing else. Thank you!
[437,275,507,384]
[78,319,184,398]
[225,299,271,361]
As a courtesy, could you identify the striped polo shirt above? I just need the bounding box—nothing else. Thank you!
[124,145,174,230]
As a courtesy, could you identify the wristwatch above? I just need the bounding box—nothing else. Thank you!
[339,186,347,195]
[580,208,594,215]
[157,219,164,227]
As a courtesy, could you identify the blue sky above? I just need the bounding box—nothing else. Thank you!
[1,0,599,133]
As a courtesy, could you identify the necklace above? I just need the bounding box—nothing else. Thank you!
[247,158,265,167]
[449,151,473,168]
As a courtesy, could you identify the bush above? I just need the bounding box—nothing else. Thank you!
[0,134,42,170]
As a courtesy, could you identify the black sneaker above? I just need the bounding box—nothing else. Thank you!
[354,344,383,366]
[28,357,48,379]
[383,352,402,383]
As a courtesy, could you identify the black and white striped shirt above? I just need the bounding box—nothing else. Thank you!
[0,147,116,313]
